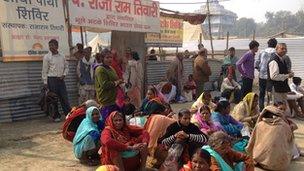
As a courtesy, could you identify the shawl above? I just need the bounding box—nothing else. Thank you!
[191,92,216,112]
[104,111,144,145]
[231,93,258,128]
[246,105,293,171]
[192,107,221,134]
[73,107,101,158]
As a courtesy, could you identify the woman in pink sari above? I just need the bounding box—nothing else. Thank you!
[111,49,125,108]
[191,105,221,135]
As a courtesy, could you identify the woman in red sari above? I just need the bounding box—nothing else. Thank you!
[101,111,149,171]
[111,49,125,108]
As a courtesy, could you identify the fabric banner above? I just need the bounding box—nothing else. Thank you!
[145,16,183,47]
[0,0,69,62]
[69,0,160,33]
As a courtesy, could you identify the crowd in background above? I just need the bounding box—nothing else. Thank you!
[42,38,304,171]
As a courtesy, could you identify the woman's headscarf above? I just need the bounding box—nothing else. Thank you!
[105,111,143,145]
[192,92,214,111]
[242,92,258,116]
[258,105,286,123]
[194,105,211,127]
[73,107,101,146]
[96,165,119,171]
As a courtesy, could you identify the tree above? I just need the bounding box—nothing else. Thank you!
[230,18,257,38]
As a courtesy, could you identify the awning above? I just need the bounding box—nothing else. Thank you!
[160,9,206,25]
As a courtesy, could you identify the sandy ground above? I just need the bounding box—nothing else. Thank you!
[1,103,304,171]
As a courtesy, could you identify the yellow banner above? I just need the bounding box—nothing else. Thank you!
[145,16,183,47]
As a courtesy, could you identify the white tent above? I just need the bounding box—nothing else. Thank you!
[87,34,109,54]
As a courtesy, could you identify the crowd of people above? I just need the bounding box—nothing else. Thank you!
[42,38,304,171]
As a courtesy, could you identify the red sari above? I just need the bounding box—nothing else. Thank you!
[111,52,125,107]
[101,111,150,165]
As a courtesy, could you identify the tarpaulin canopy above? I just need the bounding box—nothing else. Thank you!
[160,9,207,25]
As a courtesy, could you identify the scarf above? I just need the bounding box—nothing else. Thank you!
[104,111,143,145]
[242,92,257,117]
[194,108,219,133]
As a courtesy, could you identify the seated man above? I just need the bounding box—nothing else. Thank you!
[287,77,304,117]
[221,74,241,103]
[157,82,177,103]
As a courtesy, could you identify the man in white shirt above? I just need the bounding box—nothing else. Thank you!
[221,74,241,103]
[255,38,277,111]
[288,77,304,115]
[268,43,295,107]
[42,39,71,122]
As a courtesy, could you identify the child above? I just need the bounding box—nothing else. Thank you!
[180,149,211,171]
[184,74,197,102]
[121,95,136,121]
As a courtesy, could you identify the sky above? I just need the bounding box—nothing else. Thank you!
[159,0,304,23]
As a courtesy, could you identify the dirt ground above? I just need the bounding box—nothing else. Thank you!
[1,103,304,171]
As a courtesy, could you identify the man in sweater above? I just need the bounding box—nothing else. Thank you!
[255,38,277,111]
[42,39,71,122]
[268,43,294,104]
[236,40,259,98]
[193,48,212,96]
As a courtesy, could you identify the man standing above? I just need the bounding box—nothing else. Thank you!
[255,38,277,111]
[77,47,95,104]
[268,43,293,104]
[42,39,71,122]
[236,40,259,98]
[167,52,184,101]
[222,47,238,80]
[193,48,212,96]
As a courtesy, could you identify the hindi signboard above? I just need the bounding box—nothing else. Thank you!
[69,0,160,33]
[0,0,69,62]
[145,16,183,47]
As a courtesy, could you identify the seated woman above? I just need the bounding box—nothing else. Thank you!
[160,109,208,166]
[180,149,211,171]
[73,106,103,166]
[211,99,243,137]
[203,131,254,171]
[101,111,149,171]
[231,92,259,131]
[140,86,167,116]
[63,100,99,142]
[191,105,221,135]
[191,91,216,113]
[157,81,177,103]
[247,105,294,170]
[220,74,241,103]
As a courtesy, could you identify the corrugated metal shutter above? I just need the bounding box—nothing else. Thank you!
[0,61,78,123]
[145,59,222,88]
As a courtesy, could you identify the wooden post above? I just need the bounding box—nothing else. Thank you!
[206,0,214,58]
[253,29,256,40]
[226,31,229,51]
[199,33,202,45]
[63,0,73,57]
[80,26,84,45]
[84,27,88,46]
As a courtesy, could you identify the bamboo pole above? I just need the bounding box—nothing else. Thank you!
[80,27,84,45]
[206,0,214,58]
[64,0,73,57]
[226,31,229,51]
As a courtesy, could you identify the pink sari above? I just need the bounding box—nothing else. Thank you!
[193,110,221,134]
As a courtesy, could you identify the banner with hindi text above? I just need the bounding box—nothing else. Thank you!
[0,0,69,62]
[145,16,183,47]
[69,0,160,33]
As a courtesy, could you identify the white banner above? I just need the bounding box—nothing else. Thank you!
[0,0,69,62]
[69,0,160,33]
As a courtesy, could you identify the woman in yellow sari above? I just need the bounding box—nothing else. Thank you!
[231,92,259,130]
[191,91,216,113]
